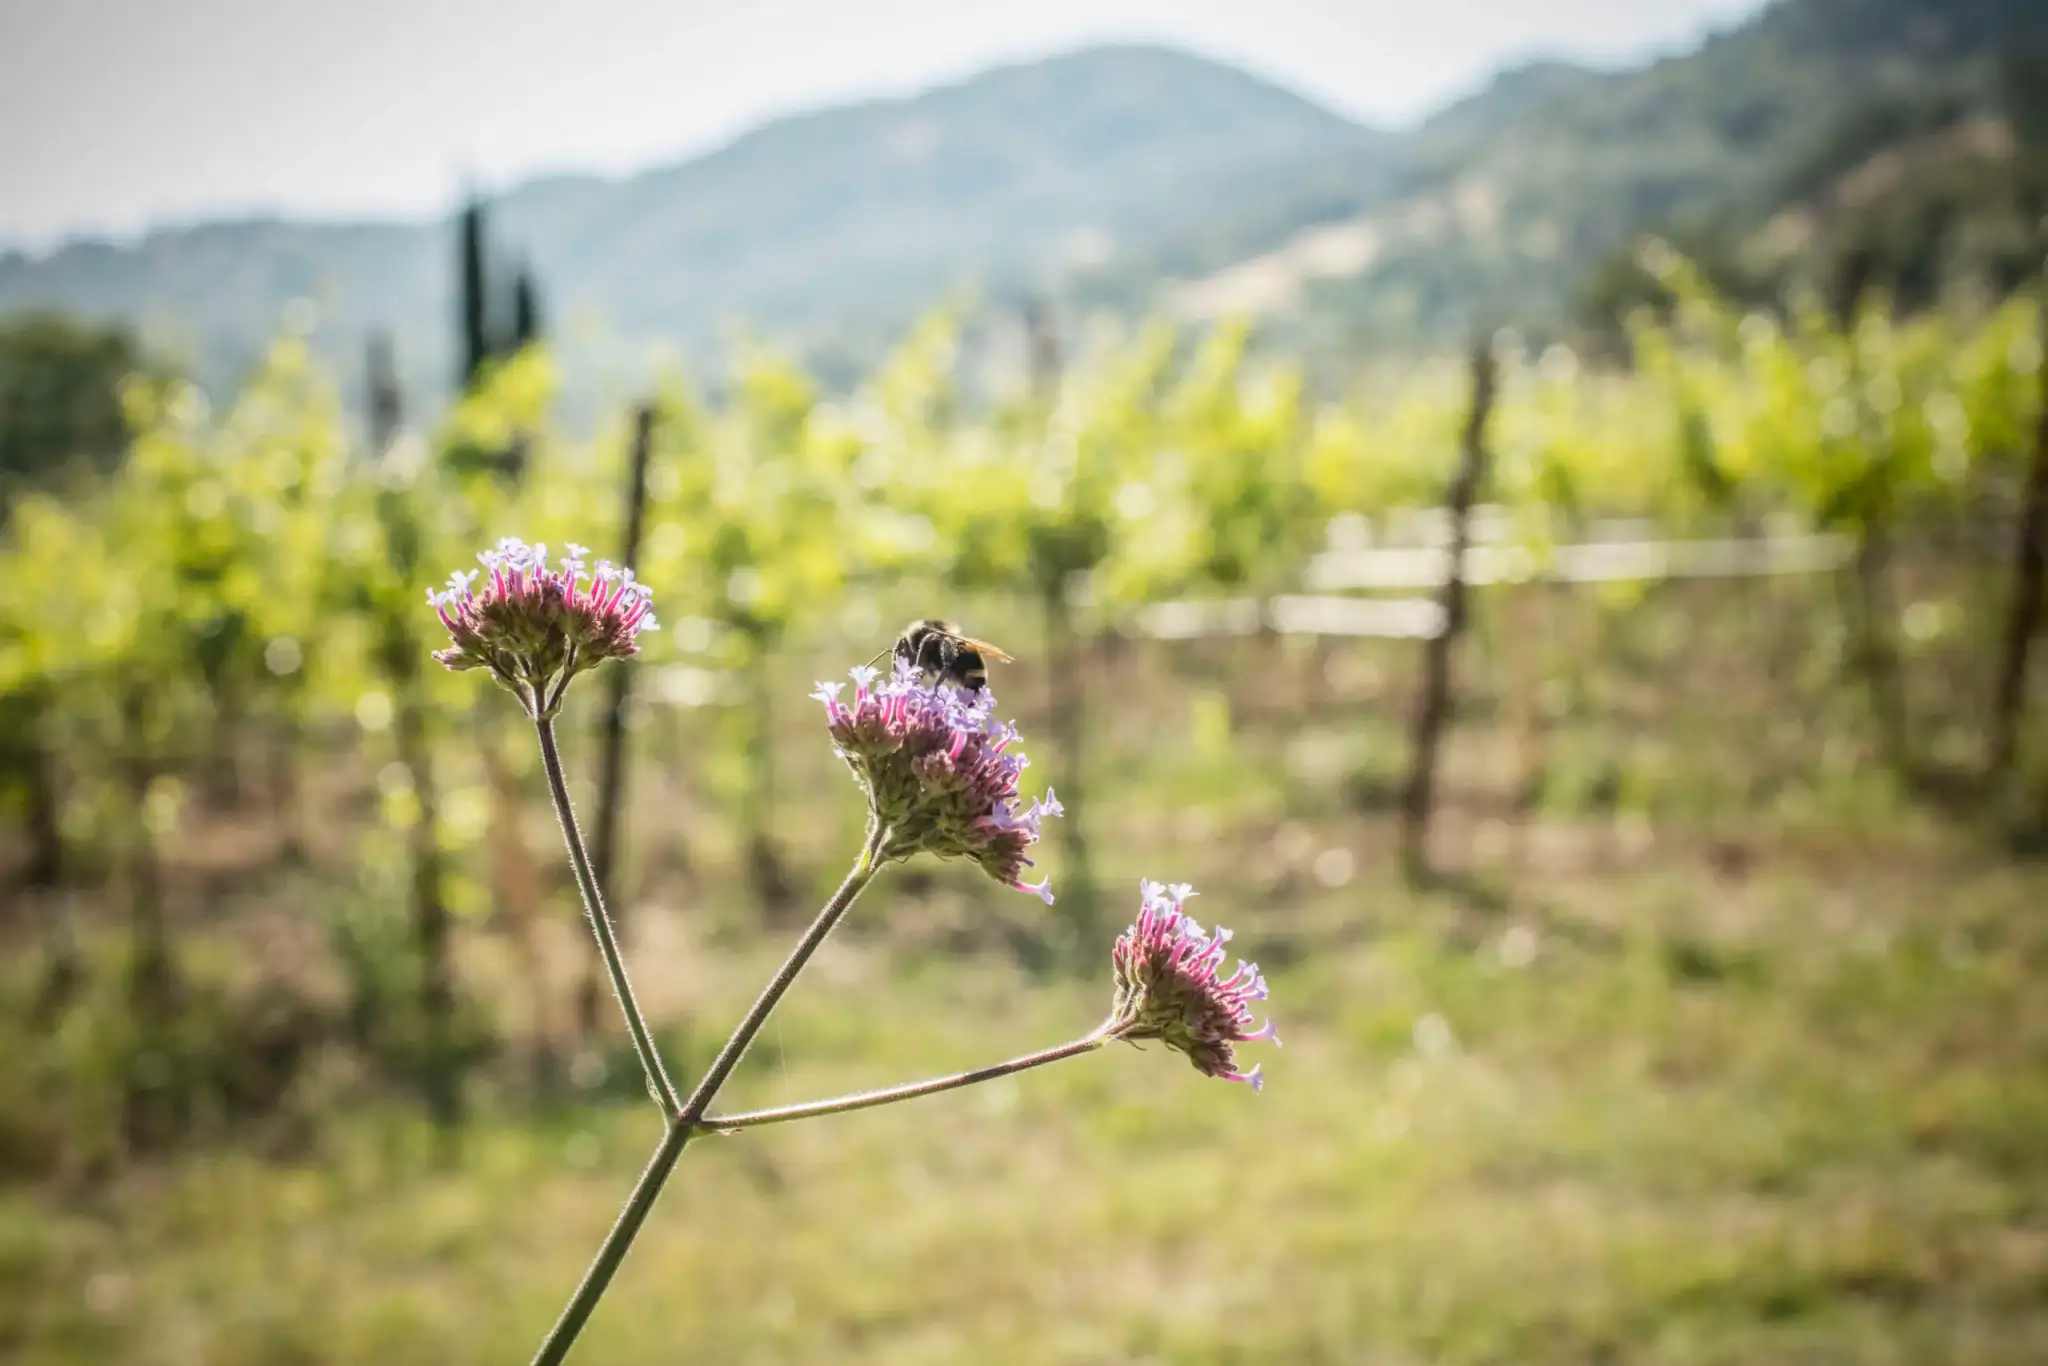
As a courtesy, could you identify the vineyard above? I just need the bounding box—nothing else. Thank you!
[3,255,2048,1364]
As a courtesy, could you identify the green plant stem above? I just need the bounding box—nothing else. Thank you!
[529,826,888,1366]
[698,1027,1114,1133]
[535,715,680,1116]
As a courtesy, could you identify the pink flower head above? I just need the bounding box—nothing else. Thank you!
[814,658,1058,901]
[428,538,658,716]
[1109,880,1279,1090]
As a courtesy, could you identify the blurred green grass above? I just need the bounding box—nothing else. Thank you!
[4,835,2044,1365]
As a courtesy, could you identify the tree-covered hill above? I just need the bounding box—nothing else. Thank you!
[4,0,2047,413]
[1118,0,2048,361]
[0,44,1372,407]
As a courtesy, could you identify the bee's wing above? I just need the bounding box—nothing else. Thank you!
[952,634,1015,663]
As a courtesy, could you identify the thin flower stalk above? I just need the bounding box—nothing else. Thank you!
[697,1029,1114,1134]
[696,879,1284,1133]
[431,536,678,1116]
[529,825,888,1366]
[536,714,680,1115]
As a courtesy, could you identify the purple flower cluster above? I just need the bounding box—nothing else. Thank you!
[813,659,1059,901]
[1109,881,1278,1090]
[429,538,657,715]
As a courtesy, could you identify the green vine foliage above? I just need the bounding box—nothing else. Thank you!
[0,273,2041,887]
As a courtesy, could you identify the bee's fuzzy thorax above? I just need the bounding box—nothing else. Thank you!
[887,618,1009,696]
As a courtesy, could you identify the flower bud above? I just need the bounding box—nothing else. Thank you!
[1109,881,1278,1089]
[428,538,657,715]
[814,660,1058,901]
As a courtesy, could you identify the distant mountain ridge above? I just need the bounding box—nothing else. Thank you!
[1119,0,2048,357]
[0,44,1370,408]
[4,0,2046,414]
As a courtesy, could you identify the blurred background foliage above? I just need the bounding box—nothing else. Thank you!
[2,250,2047,1359]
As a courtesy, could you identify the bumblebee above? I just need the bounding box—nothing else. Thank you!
[871,619,1015,693]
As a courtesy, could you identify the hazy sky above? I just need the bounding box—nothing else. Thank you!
[0,0,1768,249]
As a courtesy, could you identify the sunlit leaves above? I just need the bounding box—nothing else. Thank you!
[642,350,862,660]
[0,273,2039,826]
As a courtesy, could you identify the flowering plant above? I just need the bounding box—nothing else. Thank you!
[814,659,1060,899]
[428,539,1274,1365]
[428,537,656,716]
[1109,880,1280,1089]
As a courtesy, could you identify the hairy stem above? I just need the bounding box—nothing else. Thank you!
[535,715,680,1116]
[528,827,888,1366]
[699,1028,1113,1133]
